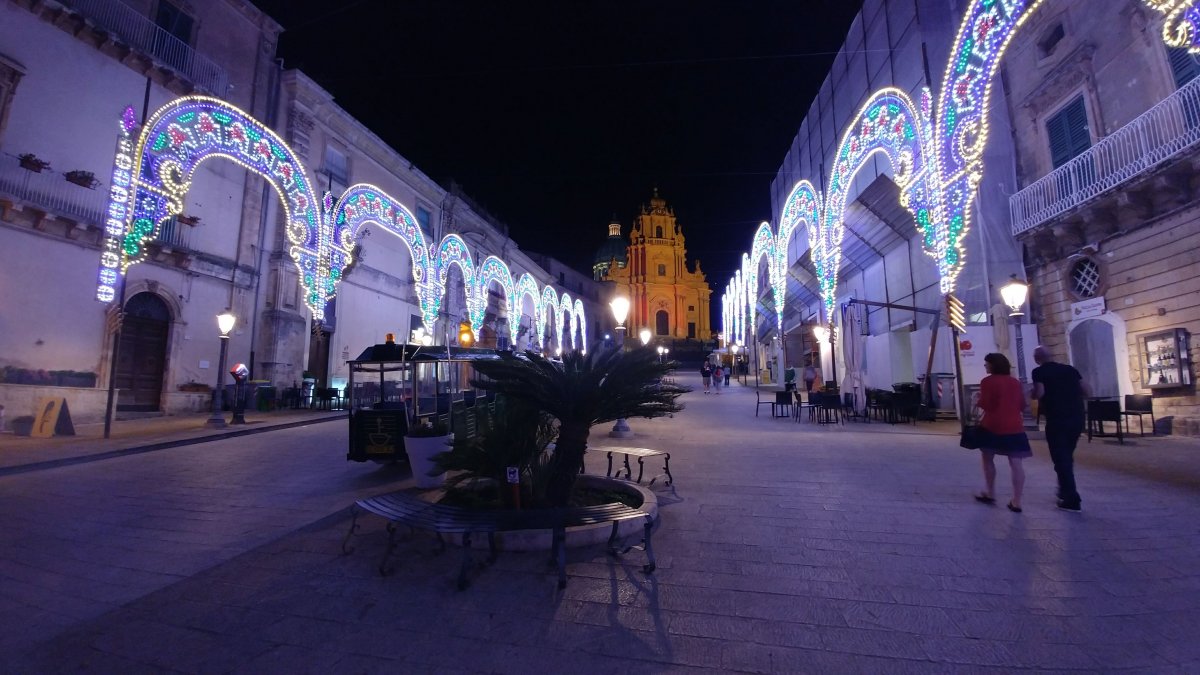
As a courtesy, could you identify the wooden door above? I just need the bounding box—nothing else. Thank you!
[116,292,170,411]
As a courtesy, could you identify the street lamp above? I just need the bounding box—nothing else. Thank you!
[609,296,634,438]
[206,311,236,428]
[1001,274,1032,390]
[1000,275,1029,317]
[657,345,665,363]
[639,328,652,346]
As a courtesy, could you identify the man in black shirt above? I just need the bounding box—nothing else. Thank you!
[1031,346,1090,512]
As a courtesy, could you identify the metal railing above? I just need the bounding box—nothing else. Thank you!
[0,157,106,224]
[156,217,192,250]
[60,0,228,95]
[1011,75,1200,235]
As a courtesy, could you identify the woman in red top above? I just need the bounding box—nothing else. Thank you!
[974,353,1032,512]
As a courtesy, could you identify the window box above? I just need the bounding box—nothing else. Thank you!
[65,170,99,189]
[18,153,50,173]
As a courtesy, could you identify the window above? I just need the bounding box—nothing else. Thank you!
[152,1,195,74]
[155,1,194,45]
[1169,47,1200,88]
[655,310,670,335]
[657,264,666,276]
[1067,256,1104,300]
[558,272,565,284]
[1037,23,1065,59]
[1046,96,1091,168]
[415,206,432,233]
[688,322,696,339]
[0,56,24,146]
[688,305,695,311]
[322,145,349,194]
[655,226,663,238]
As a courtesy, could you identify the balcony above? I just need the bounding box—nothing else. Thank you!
[59,0,228,95]
[0,156,106,225]
[1011,75,1200,236]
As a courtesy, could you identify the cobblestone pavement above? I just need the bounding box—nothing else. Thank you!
[4,374,1199,673]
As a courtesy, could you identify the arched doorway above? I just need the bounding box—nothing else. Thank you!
[116,292,170,411]
[656,310,670,336]
[1068,317,1123,399]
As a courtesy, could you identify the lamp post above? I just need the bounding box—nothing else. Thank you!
[813,324,836,388]
[1000,274,1030,382]
[639,328,652,347]
[609,297,634,438]
[731,343,741,384]
[206,312,236,428]
[657,345,665,363]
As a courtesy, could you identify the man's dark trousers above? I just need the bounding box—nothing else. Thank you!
[1045,417,1084,505]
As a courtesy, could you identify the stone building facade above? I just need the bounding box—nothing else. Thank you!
[0,0,581,426]
[1005,0,1200,433]
[598,190,711,343]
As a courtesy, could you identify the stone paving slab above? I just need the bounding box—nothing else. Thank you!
[4,373,1200,673]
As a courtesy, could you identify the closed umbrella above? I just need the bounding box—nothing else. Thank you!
[841,303,865,415]
[990,303,1011,361]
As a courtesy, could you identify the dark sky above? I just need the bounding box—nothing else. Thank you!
[255,0,864,292]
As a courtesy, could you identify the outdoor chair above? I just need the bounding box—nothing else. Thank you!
[816,392,843,425]
[774,391,794,418]
[754,389,774,417]
[793,389,813,422]
[1121,394,1155,436]
[1087,400,1124,445]
[841,392,864,422]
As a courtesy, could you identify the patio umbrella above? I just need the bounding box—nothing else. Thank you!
[840,303,866,415]
[990,303,1011,361]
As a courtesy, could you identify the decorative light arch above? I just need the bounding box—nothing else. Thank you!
[331,184,434,324]
[574,298,588,350]
[473,255,516,341]
[1148,0,1200,51]
[96,100,587,345]
[96,96,327,317]
[514,273,543,347]
[540,286,561,349]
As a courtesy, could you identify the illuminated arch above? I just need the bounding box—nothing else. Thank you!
[821,87,933,316]
[557,292,575,351]
[743,224,774,334]
[1148,0,1200,52]
[473,256,515,341]
[429,234,477,331]
[540,286,561,349]
[97,96,329,318]
[331,184,435,325]
[574,298,588,351]
[514,273,542,348]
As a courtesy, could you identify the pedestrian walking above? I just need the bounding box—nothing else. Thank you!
[712,365,724,394]
[803,361,817,393]
[973,352,1032,513]
[724,364,732,387]
[700,362,713,394]
[1032,345,1088,512]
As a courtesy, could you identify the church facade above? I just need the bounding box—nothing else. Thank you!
[595,191,711,342]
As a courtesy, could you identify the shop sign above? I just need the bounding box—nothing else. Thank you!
[1071,297,1106,319]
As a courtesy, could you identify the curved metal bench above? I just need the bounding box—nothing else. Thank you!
[343,491,655,589]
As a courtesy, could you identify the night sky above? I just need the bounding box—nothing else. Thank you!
[255,0,864,293]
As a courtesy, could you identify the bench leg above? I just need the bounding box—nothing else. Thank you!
[341,507,360,555]
[636,457,646,484]
[623,455,633,480]
[379,522,399,576]
[606,452,614,478]
[553,526,568,589]
[486,532,498,565]
[458,532,473,591]
[662,454,673,486]
[642,516,656,574]
[606,520,621,557]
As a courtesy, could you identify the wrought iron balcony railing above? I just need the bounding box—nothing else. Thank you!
[0,157,106,225]
[1010,74,1200,236]
[60,0,228,95]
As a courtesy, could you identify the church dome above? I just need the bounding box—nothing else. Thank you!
[592,218,628,276]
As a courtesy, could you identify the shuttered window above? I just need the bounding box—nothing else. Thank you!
[1169,47,1200,88]
[1046,96,1091,169]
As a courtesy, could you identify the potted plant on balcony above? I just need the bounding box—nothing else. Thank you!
[405,417,452,488]
[18,153,51,173]
[177,214,201,226]
[64,170,99,189]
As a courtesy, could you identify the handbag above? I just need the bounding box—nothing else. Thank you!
[959,424,986,449]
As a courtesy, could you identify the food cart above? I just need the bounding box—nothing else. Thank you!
[346,338,503,463]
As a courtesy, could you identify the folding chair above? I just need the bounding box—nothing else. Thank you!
[1121,394,1154,436]
[754,389,773,417]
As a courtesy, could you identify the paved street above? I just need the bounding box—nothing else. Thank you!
[3,373,1200,673]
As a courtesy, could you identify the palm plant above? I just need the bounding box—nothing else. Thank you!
[469,347,687,507]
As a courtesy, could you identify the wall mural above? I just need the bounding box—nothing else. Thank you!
[724,0,1185,340]
[97,97,586,352]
